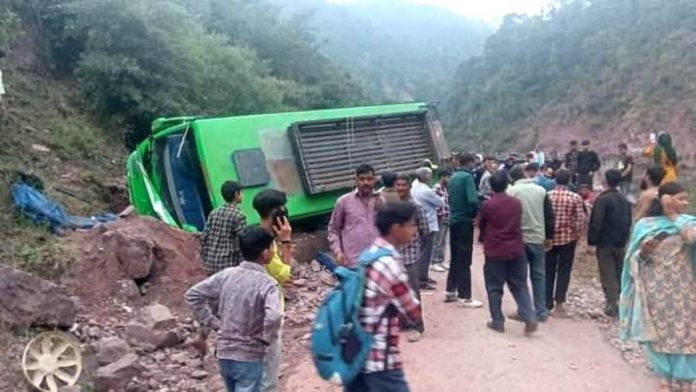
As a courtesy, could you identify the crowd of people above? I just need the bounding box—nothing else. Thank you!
[181,131,693,392]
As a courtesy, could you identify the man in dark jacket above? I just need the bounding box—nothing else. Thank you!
[588,169,632,317]
[576,140,601,188]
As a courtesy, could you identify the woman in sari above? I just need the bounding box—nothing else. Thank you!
[643,132,679,184]
[620,182,696,391]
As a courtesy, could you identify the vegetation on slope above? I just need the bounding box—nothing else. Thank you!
[444,0,696,151]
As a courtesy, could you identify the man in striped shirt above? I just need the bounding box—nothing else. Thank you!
[546,169,585,318]
[345,203,423,392]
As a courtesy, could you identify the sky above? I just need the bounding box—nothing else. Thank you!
[327,0,551,22]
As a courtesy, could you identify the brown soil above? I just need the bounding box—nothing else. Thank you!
[67,216,206,317]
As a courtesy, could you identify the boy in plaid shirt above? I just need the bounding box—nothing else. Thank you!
[201,181,246,275]
[345,202,423,392]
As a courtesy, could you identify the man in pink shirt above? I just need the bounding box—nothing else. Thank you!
[328,164,381,267]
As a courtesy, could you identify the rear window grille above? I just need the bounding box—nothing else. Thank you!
[289,112,435,194]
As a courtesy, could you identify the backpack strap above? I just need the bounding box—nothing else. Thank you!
[357,246,394,267]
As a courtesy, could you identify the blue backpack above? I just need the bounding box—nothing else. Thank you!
[310,246,393,385]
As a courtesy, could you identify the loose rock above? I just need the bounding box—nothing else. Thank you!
[94,353,145,391]
[96,337,131,366]
[0,264,76,328]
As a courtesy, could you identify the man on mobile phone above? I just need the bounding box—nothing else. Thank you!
[252,189,294,392]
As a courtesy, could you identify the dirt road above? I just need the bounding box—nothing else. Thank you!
[284,246,657,392]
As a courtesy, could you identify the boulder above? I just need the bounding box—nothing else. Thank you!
[139,304,176,330]
[96,337,131,366]
[94,353,145,392]
[125,304,180,351]
[0,264,76,328]
[108,231,155,280]
[125,322,180,351]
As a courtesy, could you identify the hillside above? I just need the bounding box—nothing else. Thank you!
[274,0,493,102]
[0,27,127,277]
[0,0,372,275]
[443,0,696,164]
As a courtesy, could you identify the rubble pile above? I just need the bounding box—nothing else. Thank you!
[282,260,335,362]
[68,216,206,315]
[566,278,645,367]
[0,215,337,391]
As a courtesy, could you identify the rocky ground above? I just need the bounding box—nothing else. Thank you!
[2,217,695,391]
[0,215,334,392]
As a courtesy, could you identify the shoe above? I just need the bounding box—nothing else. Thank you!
[457,298,483,308]
[508,311,544,322]
[603,304,618,318]
[420,283,436,295]
[552,303,570,319]
[507,312,523,322]
[524,321,539,335]
[430,264,447,273]
[486,321,504,333]
[407,331,423,343]
[444,292,457,303]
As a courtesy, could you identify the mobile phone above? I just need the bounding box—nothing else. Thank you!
[272,207,288,229]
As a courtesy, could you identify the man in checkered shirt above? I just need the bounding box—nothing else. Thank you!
[345,202,423,392]
[545,169,585,317]
[200,181,247,275]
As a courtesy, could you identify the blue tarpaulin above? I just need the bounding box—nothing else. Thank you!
[11,183,118,231]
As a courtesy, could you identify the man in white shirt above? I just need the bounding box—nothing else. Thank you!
[411,167,445,291]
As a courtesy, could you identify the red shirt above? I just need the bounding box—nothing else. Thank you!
[479,193,524,261]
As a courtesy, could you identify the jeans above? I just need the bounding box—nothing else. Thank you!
[261,327,282,392]
[219,359,263,392]
[545,241,577,309]
[596,247,625,310]
[446,222,474,299]
[524,243,548,319]
[484,256,536,328]
[344,369,410,392]
[404,263,425,332]
[418,232,435,284]
[431,217,449,264]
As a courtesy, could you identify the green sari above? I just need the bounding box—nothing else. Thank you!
[620,215,696,381]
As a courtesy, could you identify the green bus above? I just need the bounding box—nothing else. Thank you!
[126,102,451,230]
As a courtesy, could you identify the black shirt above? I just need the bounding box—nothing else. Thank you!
[588,189,632,248]
[577,150,601,175]
[547,158,563,172]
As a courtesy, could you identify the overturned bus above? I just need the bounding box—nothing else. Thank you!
[126,102,451,231]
